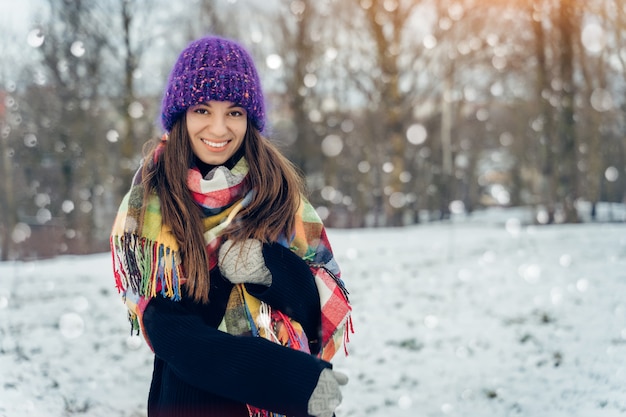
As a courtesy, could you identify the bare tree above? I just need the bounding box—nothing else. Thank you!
[580,0,626,218]
[0,88,18,260]
[35,0,115,252]
[113,0,166,196]
[526,0,559,222]
[555,0,580,222]
[0,22,23,259]
[355,0,422,226]
[117,0,143,191]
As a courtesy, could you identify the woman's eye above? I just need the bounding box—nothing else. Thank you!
[230,110,244,117]
[194,108,209,115]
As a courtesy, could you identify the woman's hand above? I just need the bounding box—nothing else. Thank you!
[218,239,272,286]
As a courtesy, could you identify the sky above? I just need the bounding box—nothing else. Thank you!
[0,0,43,81]
[0,0,36,34]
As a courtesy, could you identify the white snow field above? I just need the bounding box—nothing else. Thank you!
[1,209,625,417]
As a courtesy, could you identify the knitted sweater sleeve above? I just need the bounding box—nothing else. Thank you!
[244,242,323,354]
[142,294,330,417]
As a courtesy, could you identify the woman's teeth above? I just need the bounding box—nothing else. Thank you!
[201,139,228,148]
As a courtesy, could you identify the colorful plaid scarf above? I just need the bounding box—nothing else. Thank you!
[110,149,352,416]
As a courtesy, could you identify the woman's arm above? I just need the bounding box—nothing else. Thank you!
[142,293,330,417]
[244,242,323,353]
[218,236,351,360]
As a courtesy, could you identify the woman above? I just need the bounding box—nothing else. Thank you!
[110,35,352,417]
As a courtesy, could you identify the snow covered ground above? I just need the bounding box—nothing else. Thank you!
[1,209,625,417]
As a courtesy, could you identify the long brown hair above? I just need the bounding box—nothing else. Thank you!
[142,114,304,303]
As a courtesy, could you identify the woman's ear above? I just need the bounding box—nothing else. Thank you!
[161,133,169,142]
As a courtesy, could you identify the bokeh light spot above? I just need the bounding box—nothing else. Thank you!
[59,312,85,339]
[321,134,343,157]
[406,123,427,145]
[27,29,45,47]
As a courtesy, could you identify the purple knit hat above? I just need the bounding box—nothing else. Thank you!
[160,36,266,132]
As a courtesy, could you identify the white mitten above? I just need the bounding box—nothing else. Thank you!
[308,369,348,417]
[218,239,272,286]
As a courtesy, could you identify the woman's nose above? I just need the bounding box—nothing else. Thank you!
[208,115,228,137]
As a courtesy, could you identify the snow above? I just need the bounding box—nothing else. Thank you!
[1,211,626,417]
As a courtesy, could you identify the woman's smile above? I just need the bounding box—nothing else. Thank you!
[200,138,229,148]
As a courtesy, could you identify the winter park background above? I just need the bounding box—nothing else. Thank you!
[2,1,626,416]
[2,205,626,417]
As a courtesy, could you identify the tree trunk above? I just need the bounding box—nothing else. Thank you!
[557,0,579,223]
[440,69,454,219]
[119,0,138,193]
[0,126,17,260]
[531,0,556,223]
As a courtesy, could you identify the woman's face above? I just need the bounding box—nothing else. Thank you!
[186,100,247,166]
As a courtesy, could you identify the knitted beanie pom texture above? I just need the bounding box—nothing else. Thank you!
[160,36,266,132]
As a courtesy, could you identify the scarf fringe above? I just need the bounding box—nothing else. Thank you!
[247,407,284,417]
[111,232,183,302]
[275,310,302,351]
[344,315,354,356]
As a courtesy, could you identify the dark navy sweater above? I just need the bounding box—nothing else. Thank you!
[142,243,329,417]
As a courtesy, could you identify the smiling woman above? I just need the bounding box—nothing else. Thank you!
[109,35,352,417]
